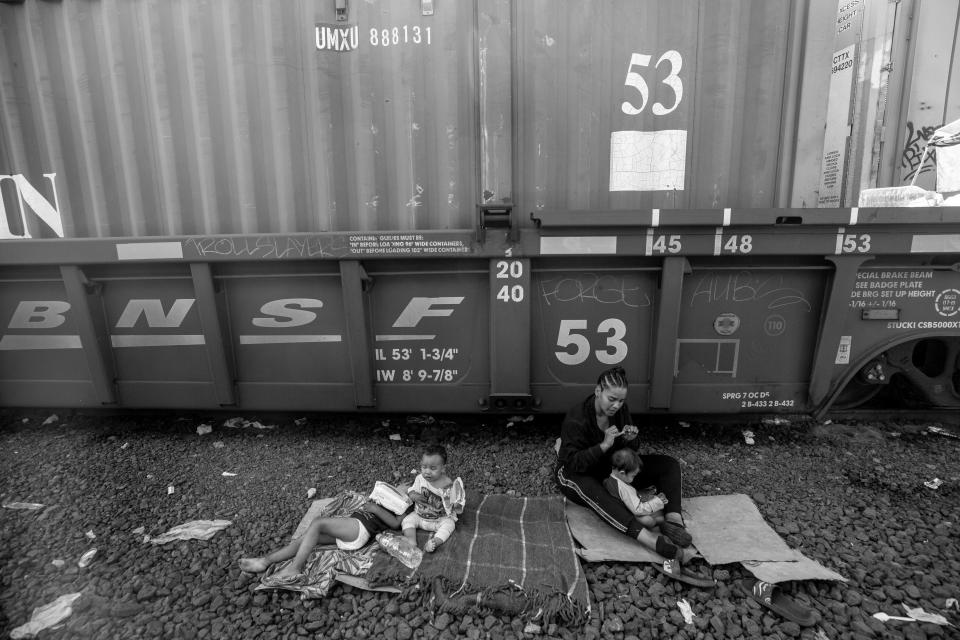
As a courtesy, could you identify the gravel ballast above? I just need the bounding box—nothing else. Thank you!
[1,410,958,639]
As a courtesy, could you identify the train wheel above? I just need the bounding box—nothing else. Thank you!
[832,377,883,410]
[884,337,960,409]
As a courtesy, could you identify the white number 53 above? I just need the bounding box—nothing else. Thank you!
[621,51,683,116]
[555,318,628,366]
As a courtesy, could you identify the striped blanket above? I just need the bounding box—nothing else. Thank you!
[368,494,589,625]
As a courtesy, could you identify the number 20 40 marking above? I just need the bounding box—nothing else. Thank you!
[555,319,628,365]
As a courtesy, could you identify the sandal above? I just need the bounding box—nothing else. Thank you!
[652,559,716,588]
[735,578,817,627]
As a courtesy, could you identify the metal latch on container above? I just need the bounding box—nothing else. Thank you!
[336,0,348,21]
[476,203,514,243]
[421,0,434,16]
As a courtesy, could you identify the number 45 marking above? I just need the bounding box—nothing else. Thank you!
[622,51,683,116]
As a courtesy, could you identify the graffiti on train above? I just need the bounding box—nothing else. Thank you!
[688,272,813,311]
[538,274,651,309]
[185,234,470,260]
[901,121,940,181]
[0,173,63,239]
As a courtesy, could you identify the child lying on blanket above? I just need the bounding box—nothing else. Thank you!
[403,444,465,552]
[603,448,668,530]
[238,496,408,581]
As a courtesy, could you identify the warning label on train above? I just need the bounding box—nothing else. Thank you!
[850,270,960,326]
[348,234,469,256]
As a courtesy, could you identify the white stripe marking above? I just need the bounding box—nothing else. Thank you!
[722,208,731,226]
[0,334,82,350]
[239,335,342,344]
[713,228,723,256]
[911,234,960,253]
[563,497,584,600]
[519,497,529,588]
[849,207,859,225]
[645,229,654,256]
[116,242,184,260]
[456,494,490,595]
[834,226,845,255]
[111,334,205,347]
[651,209,660,227]
[556,467,628,533]
[540,236,617,255]
[375,334,435,342]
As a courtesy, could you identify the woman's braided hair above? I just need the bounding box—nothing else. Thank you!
[597,366,628,391]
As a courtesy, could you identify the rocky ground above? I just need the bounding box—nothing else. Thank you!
[1,409,958,640]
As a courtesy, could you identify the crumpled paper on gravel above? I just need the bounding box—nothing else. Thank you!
[148,520,232,544]
[223,417,275,430]
[10,592,82,639]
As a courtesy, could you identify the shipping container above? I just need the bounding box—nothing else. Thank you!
[1,0,959,414]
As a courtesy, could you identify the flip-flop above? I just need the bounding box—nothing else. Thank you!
[652,559,716,588]
[735,578,817,627]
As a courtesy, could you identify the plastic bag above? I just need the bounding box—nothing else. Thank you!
[10,593,82,639]
[858,185,943,207]
[148,519,232,544]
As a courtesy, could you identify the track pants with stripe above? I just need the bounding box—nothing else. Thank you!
[555,454,683,539]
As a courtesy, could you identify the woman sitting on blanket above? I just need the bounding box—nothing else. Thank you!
[238,497,408,581]
[555,366,698,577]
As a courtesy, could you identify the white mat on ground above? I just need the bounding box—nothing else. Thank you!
[293,498,401,593]
[566,494,846,583]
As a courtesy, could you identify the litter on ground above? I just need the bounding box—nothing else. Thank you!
[10,592,82,639]
[212,441,225,449]
[41,414,59,426]
[307,488,317,499]
[742,431,756,445]
[3,502,45,510]
[928,425,959,439]
[224,417,276,430]
[221,472,237,477]
[84,530,95,540]
[677,598,695,624]
[148,520,233,544]
[78,549,97,568]
[924,478,943,490]
[196,424,212,436]
[902,604,953,626]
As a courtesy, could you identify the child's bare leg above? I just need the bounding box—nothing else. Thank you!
[402,528,418,545]
[239,517,357,575]
[636,514,657,529]
[425,518,455,552]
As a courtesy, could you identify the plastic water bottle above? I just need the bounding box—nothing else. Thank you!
[376,533,423,570]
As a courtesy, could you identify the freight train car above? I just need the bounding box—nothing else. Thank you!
[1,0,958,414]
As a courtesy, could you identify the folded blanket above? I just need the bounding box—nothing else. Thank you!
[368,494,589,625]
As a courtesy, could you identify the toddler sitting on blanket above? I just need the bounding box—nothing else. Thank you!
[603,448,668,530]
[238,489,410,582]
[403,444,466,552]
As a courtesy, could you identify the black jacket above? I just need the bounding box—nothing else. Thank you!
[556,393,640,478]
